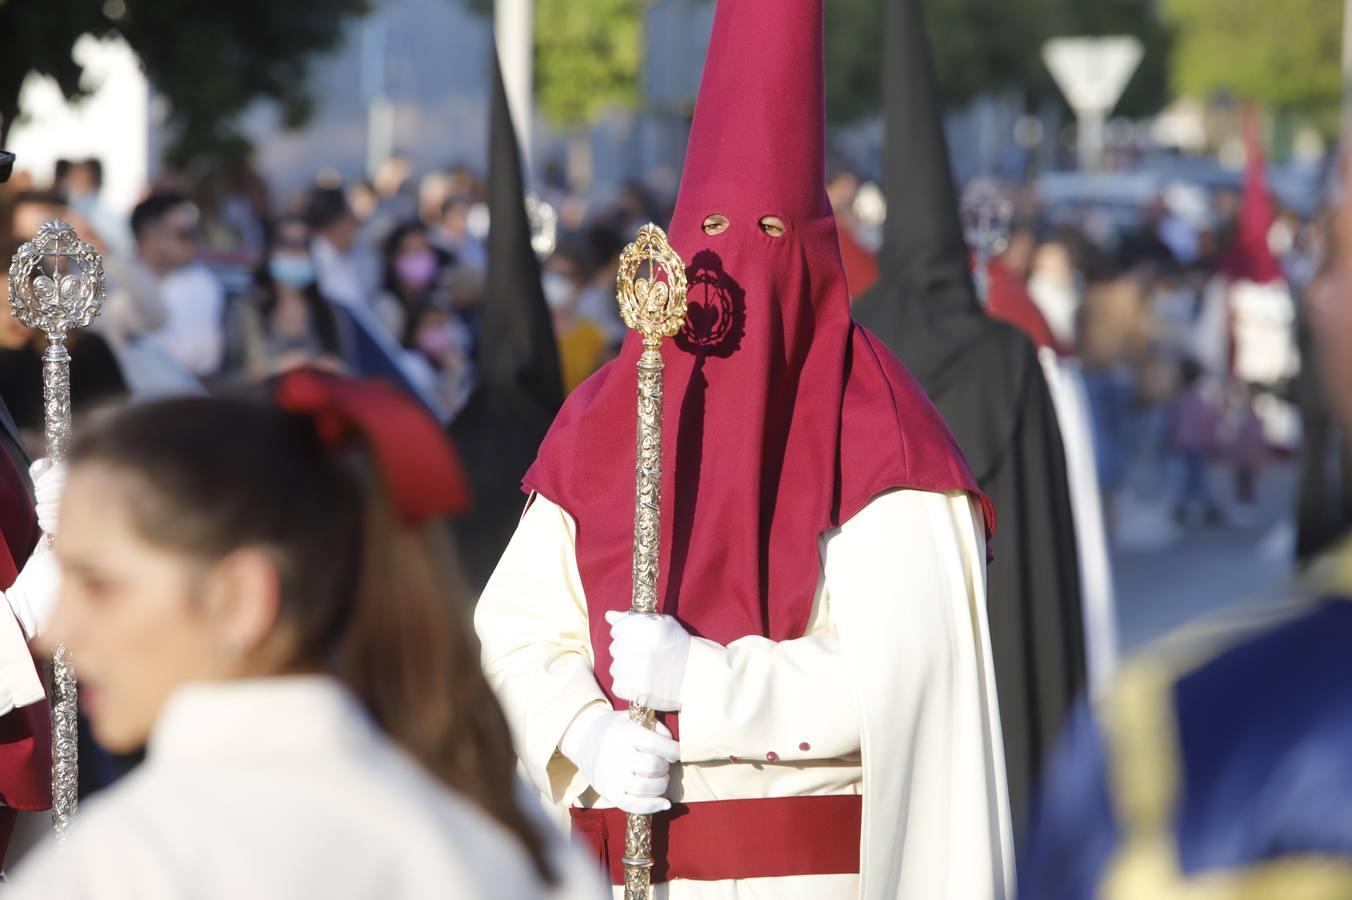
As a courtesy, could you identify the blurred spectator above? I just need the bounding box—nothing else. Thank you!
[1192,226,1222,274]
[1080,274,1151,515]
[573,224,627,347]
[432,194,487,272]
[418,171,452,228]
[379,222,450,339]
[1156,195,1200,266]
[1225,381,1267,524]
[54,158,132,257]
[1168,358,1222,527]
[402,300,474,421]
[1028,240,1083,351]
[305,187,372,311]
[827,161,879,300]
[998,224,1039,281]
[213,158,271,257]
[609,178,663,239]
[130,192,226,379]
[365,155,419,242]
[1117,199,1179,271]
[236,216,344,380]
[0,243,127,451]
[543,238,608,393]
[348,179,379,228]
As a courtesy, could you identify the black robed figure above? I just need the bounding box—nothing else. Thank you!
[851,0,1086,831]
[450,47,565,592]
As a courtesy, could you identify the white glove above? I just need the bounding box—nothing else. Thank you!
[30,459,67,536]
[559,705,680,815]
[606,610,692,712]
[6,540,59,640]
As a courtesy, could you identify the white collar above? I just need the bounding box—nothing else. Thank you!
[149,676,378,762]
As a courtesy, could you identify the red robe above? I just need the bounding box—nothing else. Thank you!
[0,448,52,863]
[986,260,1065,355]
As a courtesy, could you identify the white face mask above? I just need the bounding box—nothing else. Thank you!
[542,271,576,311]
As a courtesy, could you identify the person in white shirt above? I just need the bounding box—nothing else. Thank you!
[7,369,604,900]
[306,187,376,312]
[130,193,226,378]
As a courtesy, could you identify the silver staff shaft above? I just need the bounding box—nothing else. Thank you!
[614,223,688,900]
[8,220,106,841]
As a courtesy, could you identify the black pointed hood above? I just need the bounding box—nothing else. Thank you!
[875,0,979,317]
[852,0,1021,470]
[450,44,564,592]
[477,46,564,411]
[853,0,994,397]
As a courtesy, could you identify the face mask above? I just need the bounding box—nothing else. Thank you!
[417,322,457,357]
[395,250,439,291]
[541,271,576,311]
[269,254,316,289]
[67,192,96,216]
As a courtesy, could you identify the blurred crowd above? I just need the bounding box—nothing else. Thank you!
[0,154,673,454]
[0,147,1321,544]
[832,160,1321,539]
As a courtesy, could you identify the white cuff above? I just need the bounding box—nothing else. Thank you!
[0,581,45,716]
[6,540,56,641]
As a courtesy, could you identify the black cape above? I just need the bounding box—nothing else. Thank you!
[1294,302,1352,563]
[450,46,564,592]
[852,0,1085,830]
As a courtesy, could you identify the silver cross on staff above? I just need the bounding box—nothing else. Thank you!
[961,179,1014,307]
[8,220,106,841]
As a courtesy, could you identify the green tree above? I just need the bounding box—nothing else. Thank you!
[0,0,371,167]
[467,0,651,131]
[825,0,1171,126]
[1164,0,1340,130]
[534,0,648,129]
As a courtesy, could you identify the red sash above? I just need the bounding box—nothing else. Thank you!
[570,794,861,885]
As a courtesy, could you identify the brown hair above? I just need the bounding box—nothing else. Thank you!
[70,394,555,883]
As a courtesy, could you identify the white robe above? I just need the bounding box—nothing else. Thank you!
[475,489,1013,899]
[5,677,606,900]
[1038,350,1119,696]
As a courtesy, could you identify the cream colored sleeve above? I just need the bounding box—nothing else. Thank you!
[474,495,609,806]
[0,543,51,717]
[676,626,858,764]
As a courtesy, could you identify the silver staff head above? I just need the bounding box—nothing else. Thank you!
[8,220,106,341]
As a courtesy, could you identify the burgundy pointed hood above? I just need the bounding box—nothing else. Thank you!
[525,0,989,711]
[1220,111,1283,285]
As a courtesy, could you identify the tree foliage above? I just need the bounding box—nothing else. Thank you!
[824,0,1171,125]
[1164,0,1340,128]
[0,0,370,167]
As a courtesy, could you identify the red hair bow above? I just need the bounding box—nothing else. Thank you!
[274,368,471,524]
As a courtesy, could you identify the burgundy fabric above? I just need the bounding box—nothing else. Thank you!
[570,795,862,885]
[0,451,53,822]
[274,369,470,524]
[985,260,1064,355]
[524,0,989,710]
[839,226,880,301]
[1220,112,1282,285]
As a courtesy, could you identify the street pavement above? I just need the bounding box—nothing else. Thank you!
[1112,460,1298,653]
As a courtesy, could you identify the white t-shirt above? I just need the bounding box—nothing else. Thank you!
[7,677,606,900]
[147,263,226,378]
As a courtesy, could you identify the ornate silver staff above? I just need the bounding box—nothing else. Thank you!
[8,221,106,840]
[615,223,688,900]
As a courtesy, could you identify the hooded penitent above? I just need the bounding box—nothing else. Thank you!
[1220,112,1282,286]
[852,0,1085,830]
[450,45,565,592]
[524,0,988,718]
